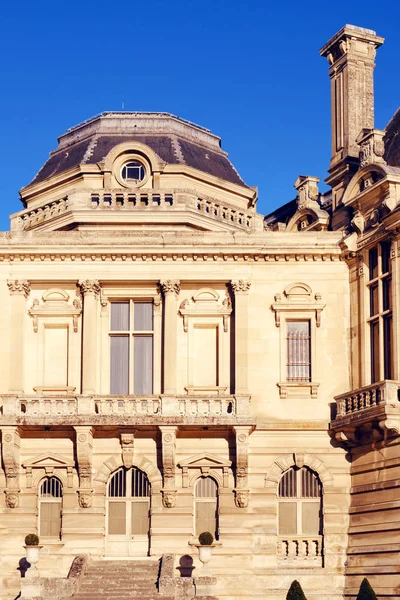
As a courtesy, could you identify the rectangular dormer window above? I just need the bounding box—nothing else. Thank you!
[110,301,154,394]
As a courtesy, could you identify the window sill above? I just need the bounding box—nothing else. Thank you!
[277,382,319,400]
[184,386,228,396]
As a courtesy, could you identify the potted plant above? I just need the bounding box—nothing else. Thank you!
[197,531,215,569]
[24,534,42,579]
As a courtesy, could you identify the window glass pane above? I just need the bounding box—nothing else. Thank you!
[195,501,218,538]
[40,502,61,538]
[134,303,153,331]
[381,242,391,274]
[370,321,380,383]
[110,336,129,394]
[383,278,392,311]
[287,321,311,382]
[134,336,153,394]
[278,468,297,498]
[108,502,126,535]
[278,502,297,535]
[302,502,321,535]
[131,501,149,535]
[369,247,378,280]
[369,284,379,317]
[300,468,321,498]
[384,316,393,380]
[111,302,130,331]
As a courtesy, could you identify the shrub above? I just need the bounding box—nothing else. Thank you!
[25,533,39,546]
[286,580,307,600]
[356,578,378,600]
[198,531,214,545]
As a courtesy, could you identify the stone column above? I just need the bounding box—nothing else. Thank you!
[159,426,178,508]
[79,280,100,395]
[1,426,21,508]
[7,280,30,393]
[231,280,251,395]
[74,426,94,508]
[160,280,180,395]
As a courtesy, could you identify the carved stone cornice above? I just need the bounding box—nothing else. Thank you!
[231,280,251,294]
[7,280,30,297]
[74,426,94,507]
[79,279,100,296]
[160,280,180,296]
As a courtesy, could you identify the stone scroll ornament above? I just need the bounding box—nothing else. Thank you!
[1,428,21,508]
[233,427,252,508]
[74,427,94,508]
[160,427,178,508]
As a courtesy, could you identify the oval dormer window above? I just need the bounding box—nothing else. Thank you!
[121,161,146,184]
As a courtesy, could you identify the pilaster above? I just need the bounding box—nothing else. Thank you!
[159,425,178,508]
[79,279,100,395]
[0,426,21,508]
[231,280,251,394]
[7,280,30,393]
[160,280,180,394]
[74,426,94,508]
[233,425,252,508]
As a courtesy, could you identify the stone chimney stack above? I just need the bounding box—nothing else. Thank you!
[320,25,384,216]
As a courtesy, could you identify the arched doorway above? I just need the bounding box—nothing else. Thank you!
[106,467,151,556]
[39,476,63,540]
[194,476,218,540]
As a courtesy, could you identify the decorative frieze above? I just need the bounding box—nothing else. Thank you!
[74,426,94,508]
[7,280,30,297]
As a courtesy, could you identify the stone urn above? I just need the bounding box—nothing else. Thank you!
[24,534,42,579]
[197,544,214,568]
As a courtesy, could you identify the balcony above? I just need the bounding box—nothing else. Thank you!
[0,393,253,427]
[331,380,400,443]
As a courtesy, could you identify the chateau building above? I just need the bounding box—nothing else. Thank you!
[0,23,399,600]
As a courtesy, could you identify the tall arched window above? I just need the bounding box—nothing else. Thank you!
[278,467,322,536]
[39,477,63,539]
[194,476,218,539]
[106,467,151,556]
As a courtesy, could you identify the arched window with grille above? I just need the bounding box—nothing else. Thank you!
[278,467,322,536]
[39,477,63,539]
[106,467,151,556]
[194,476,218,539]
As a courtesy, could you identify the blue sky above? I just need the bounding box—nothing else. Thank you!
[0,0,399,230]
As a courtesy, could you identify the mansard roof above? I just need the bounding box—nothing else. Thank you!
[384,107,400,167]
[28,112,248,189]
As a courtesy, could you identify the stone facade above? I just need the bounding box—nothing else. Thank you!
[0,22,399,600]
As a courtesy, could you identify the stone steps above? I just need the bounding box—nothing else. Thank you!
[72,558,162,600]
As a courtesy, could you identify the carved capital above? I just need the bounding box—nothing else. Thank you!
[231,280,251,294]
[120,432,135,469]
[160,280,180,296]
[7,280,30,297]
[79,280,101,296]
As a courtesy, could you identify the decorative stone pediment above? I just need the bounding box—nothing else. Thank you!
[179,287,232,332]
[28,288,82,333]
[272,283,325,327]
[23,453,75,470]
[179,452,231,488]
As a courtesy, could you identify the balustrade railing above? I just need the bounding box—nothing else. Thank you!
[334,380,400,419]
[10,189,255,232]
[277,536,323,561]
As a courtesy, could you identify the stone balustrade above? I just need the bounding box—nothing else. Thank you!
[277,536,323,562]
[334,380,400,418]
[0,394,250,424]
[10,189,257,232]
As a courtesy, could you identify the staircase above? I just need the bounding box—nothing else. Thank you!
[72,559,162,600]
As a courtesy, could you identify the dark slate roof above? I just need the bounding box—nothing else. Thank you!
[28,113,248,189]
[384,107,400,167]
